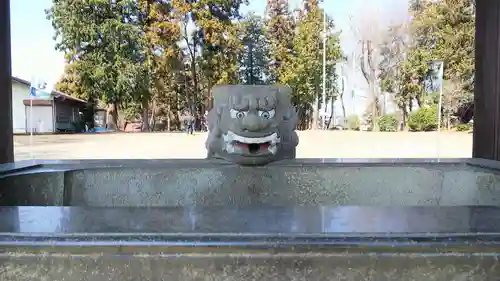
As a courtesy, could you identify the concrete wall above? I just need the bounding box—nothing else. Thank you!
[11,81,27,133]
[25,104,54,133]
[2,164,500,207]
[12,80,55,133]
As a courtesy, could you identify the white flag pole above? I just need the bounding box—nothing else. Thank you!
[434,60,444,161]
[437,61,444,133]
[29,87,33,159]
[29,77,37,159]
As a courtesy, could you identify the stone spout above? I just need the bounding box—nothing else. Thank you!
[205,85,299,165]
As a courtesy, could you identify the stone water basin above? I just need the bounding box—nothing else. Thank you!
[2,158,500,281]
[1,158,500,206]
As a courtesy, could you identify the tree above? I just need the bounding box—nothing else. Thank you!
[48,0,345,132]
[238,13,270,85]
[324,31,344,129]
[337,65,347,123]
[289,0,324,129]
[167,0,247,114]
[265,0,295,84]
[47,0,148,130]
[139,0,181,131]
[441,79,463,128]
[378,23,418,128]
[436,0,475,98]
[350,10,386,131]
[405,0,475,127]
[376,0,474,130]
[278,0,342,129]
[56,62,86,101]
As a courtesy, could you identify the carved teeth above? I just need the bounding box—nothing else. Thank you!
[225,142,235,153]
[224,131,280,144]
[222,131,280,155]
[268,144,277,155]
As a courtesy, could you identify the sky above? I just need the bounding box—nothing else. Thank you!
[10,0,408,116]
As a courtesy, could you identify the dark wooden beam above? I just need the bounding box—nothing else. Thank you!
[0,0,14,164]
[473,0,500,159]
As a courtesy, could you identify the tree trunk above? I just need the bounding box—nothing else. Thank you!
[400,103,408,131]
[340,94,346,121]
[166,104,171,131]
[371,86,379,132]
[446,113,450,130]
[106,102,119,131]
[360,40,380,131]
[415,95,423,107]
[190,60,198,115]
[328,99,335,129]
[381,93,386,115]
[312,91,320,130]
[207,80,213,111]
[141,99,150,132]
[150,100,156,131]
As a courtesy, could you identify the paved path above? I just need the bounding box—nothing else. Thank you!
[14,131,473,161]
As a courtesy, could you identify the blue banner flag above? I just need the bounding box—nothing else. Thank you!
[29,86,37,97]
[29,77,52,99]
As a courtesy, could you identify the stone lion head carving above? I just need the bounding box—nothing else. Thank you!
[205,85,299,165]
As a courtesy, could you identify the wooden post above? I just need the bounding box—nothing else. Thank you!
[0,0,14,164]
[473,0,500,160]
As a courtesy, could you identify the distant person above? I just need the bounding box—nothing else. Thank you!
[182,111,195,135]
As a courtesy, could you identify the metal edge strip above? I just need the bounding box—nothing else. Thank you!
[0,158,473,178]
[0,239,499,254]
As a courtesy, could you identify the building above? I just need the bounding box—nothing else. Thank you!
[11,76,87,134]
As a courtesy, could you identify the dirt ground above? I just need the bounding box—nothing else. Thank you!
[13,131,473,161]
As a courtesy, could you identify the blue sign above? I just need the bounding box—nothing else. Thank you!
[29,82,52,100]
[426,61,444,93]
[29,86,37,97]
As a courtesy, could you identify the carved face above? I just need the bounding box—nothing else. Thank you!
[222,91,282,156]
[206,85,298,165]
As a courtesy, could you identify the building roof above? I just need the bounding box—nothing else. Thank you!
[12,76,87,104]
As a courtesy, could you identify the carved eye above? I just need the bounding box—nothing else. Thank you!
[236,111,245,119]
[259,109,275,119]
[230,109,247,119]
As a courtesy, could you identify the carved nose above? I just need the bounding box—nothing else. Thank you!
[241,114,261,131]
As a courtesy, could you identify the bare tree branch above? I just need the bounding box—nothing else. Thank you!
[360,41,369,82]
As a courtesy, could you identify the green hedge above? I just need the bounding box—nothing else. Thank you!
[378,114,399,132]
[347,115,360,130]
[456,123,472,131]
[408,105,438,132]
